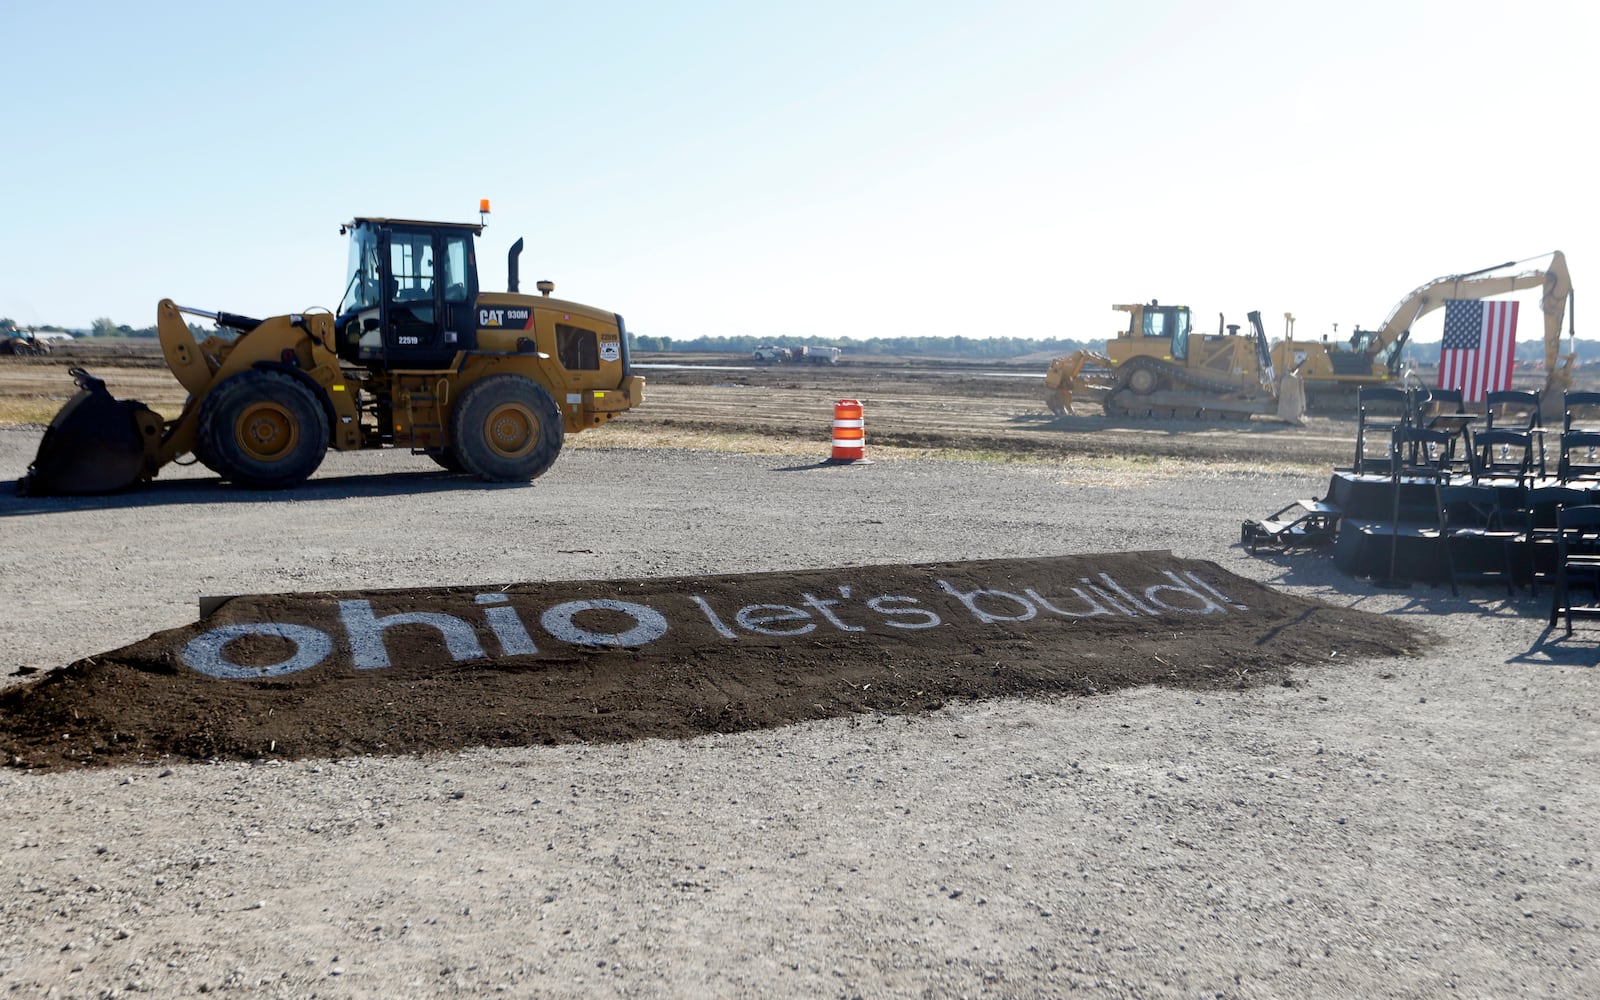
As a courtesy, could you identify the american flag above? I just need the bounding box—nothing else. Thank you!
[1438,299,1519,403]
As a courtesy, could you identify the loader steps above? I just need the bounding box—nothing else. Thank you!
[394,377,447,450]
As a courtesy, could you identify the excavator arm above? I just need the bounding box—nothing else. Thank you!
[1365,251,1575,396]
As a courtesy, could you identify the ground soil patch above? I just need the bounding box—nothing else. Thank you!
[0,551,1425,770]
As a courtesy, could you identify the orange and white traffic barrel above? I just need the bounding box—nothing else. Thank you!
[828,399,870,464]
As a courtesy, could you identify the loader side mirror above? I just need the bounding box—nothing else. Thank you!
[363,317,381,333]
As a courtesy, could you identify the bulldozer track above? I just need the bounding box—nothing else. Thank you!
[1104,357,1264,420]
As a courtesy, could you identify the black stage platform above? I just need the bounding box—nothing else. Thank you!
[1295,471,1596,587]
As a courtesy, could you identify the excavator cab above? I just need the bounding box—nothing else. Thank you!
[335,218,482,369]
[1358,327,1410,376]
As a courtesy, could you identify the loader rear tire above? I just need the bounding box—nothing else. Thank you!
[197,369,329,489]
[451,374,563,483]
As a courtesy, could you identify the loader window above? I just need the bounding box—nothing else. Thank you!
[339,227,381,313]
[1143,311,1166,337]
[556,324,600,370]
[442,236,470,303]
[389,235,436,302]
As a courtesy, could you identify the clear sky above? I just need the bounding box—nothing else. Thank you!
[2,0,1595,346]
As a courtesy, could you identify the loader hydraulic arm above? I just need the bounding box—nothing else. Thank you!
[157,299,220,397]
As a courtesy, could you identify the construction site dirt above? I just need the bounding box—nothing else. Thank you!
[0,348,1596,998]
[0,552,1422,771]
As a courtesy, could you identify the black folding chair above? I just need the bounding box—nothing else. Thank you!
[1423,387,1466,417]
[1472,428,1536,487]
[1393,424,1464,477]
[1486,389,1542,432]
[1436,483,1522,597]
[1485,389,1545,476]
[1523,486,1594,595]
[1353,386,1416,474]
[1548,505,1600,634]
[1557,430,1600,482]
[1563,391,1600,432]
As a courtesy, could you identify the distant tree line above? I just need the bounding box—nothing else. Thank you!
[626,332,1100,359]
[0,316,208,338]
[632,332,1600,364]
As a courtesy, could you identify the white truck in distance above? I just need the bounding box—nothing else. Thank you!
[752,345,842,364]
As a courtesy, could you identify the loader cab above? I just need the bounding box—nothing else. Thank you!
[335,218,481,368]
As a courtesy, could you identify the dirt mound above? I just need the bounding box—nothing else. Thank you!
[0,552,1424,770]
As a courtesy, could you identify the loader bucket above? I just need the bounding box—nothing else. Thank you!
[18,368,163,496]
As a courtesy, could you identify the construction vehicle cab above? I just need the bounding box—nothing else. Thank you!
[335,219,482,368]
[1345,326,1408,374]
[21,211,644,496]
[1129,301,1194,360]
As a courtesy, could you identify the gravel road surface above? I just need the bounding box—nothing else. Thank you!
[1,427,1596,998]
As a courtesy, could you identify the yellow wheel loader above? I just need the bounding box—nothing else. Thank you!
[20,214,644,495]
[1043,302,1303,423]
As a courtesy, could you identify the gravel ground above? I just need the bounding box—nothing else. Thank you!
[1,427,1596,998]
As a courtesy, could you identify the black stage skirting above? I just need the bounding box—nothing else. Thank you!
[1325,471,1594,585]
[1325,471,1536,521]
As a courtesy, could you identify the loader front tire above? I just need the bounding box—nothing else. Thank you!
[451,374,563,483]
[197,369,329,489]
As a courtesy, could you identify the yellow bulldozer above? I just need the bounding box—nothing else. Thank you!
[20,209,644,495]
[1043,301,1304,422]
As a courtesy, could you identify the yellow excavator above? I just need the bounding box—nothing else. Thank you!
[1271,251,1576,415]
[20,208,644,495]
[1043,302,1304,422]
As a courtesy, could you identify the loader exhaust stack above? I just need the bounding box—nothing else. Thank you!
[507,238,523,293]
